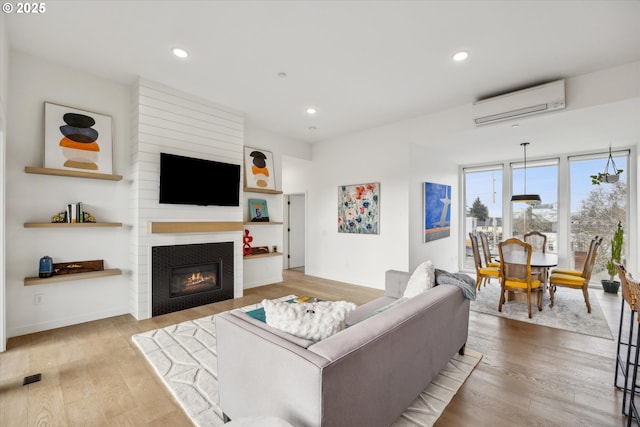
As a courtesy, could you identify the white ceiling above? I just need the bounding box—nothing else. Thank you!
[6,1,640,146]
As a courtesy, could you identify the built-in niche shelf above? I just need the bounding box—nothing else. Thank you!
[243,187,283,195]
[25,166,123,181]
[150,221,244,234]
[24,222,123,228]
[243,252,283,260]
[243,222,283,226]
[24,268,123,286]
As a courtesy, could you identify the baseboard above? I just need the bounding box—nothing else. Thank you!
[8,306,130,338]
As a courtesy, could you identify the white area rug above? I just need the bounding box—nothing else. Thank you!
[132,297,482,427]
[471,282,613,340]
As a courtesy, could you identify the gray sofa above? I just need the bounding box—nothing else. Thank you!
[216,269,470,427]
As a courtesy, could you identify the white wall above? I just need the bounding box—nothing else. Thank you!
[305,127,411,289]
[0,13,9,350]
[6,50,131,337]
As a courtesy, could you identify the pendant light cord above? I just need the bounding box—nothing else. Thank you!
[522,142,529,194]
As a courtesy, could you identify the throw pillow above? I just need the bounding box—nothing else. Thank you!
[403,260,436,298]
[263,299,357,341]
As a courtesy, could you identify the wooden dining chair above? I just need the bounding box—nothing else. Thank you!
[524,231,547,253]
[549,237,602,313]
[469,232,500,290]
[498,238,543,318]
[551,236,599,276]
[478,231,500,268]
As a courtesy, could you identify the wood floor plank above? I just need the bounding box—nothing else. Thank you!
[0,269,631,426]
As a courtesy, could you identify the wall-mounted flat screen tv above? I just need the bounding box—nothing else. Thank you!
[159,152,241,206]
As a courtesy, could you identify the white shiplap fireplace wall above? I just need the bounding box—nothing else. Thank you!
[131,79,244,319]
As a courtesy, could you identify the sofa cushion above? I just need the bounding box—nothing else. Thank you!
[345,296,397,326]
[403,260,435,298]
[263,299,357,341]
[228,309,316,348]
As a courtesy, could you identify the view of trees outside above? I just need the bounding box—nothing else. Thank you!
[570,154,628,281]
[463,151,629,284]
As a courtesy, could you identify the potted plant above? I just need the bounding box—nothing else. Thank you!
[602,221,623,293]
[590,145,623,185]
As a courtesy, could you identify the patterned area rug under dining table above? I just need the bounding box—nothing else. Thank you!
[132,296,482,426]
[471,282,613,340]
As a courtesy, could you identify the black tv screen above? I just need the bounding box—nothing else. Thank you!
[159,152,240,206]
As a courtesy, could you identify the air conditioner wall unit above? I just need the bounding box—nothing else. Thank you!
[472,79,565,126]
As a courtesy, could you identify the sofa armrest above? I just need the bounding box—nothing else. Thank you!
[385,269,411,298]
[216,311,330,426]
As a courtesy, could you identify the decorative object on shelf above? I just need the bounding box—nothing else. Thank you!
[511,142,541,204]
[51,204,96,223]
[244,146,275,190]
[272,245,278,253]
[423,182,452,242]
[338,182,380,234]
[52,259,104,276]
[602,221,623,293]
[38,256,53,278]
[243,229,253,256]
[248,198,270,222]
[44,102,113,174]
[250,246,270,255]
[590,144,623,185]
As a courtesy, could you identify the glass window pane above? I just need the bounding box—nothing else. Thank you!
[463,167,503,270]
[511,161,558,253]
[569,153,628,282]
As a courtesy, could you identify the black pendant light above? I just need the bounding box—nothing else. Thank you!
[511,142,541,204]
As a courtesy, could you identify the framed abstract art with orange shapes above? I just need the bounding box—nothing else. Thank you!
[244,146,275,191]
[43,102,113,174]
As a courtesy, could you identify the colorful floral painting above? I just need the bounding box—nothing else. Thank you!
[338,183,379,234]
[424,182,451,242]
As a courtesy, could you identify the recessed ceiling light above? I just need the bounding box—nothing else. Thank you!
[278,72,287,78]
[308,126,317,131]
[172,47,189,59]
[452,50,469,62]
[306,107,317,115]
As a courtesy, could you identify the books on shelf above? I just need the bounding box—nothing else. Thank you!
[64,202,85,223]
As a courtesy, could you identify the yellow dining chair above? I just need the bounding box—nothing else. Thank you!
[498,238,543,318]
[469,232,500,290]
[551,236,599,276]
[549,237,602,313]
[478,231,500,268]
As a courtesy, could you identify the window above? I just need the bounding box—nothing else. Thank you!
[569,151,629,281]
[461,148,632,286]
[463,165,503,270]
[511,159,558,253]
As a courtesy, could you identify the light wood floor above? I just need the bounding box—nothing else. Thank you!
[0,270,631,426]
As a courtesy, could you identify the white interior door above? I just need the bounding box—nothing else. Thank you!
[287,194,305,269]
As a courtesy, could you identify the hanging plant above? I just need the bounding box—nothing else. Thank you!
[590,145,623,185]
